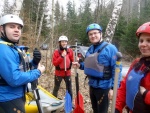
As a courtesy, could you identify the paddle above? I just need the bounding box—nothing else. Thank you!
[111,52,122,113]
[64,50,72,113]
[64,90,72,113]
[19,46,44,113]
[73,40,84,113]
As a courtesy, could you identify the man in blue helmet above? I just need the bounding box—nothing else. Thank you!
[72,23,122,113]
[0,14,45,113]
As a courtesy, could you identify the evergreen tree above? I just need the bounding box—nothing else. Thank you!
[78,0,93,45]
[54,0,61,24]
[120,18,140,57]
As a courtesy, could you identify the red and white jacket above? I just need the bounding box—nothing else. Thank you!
[52,48,74,76]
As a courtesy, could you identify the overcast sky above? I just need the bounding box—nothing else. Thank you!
[57,0,81,11]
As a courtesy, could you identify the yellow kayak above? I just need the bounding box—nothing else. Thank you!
[25,85,64,113]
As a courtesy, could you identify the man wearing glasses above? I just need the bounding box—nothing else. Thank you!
[72,23,122,113]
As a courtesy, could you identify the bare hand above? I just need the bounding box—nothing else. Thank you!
[72,62,80,68]
[140,86,146,95]
[108,89,113,100]
[61,50,67,57]
[76,56,79,62]
[37,63,45,74]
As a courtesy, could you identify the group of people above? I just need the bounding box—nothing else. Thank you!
[0,14,149,113]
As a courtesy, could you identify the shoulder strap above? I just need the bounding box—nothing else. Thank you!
[0,41,14,46]
[133,58,150,75]
[0,41,27,85]
[0,41,26,71]
[97,43,109,53]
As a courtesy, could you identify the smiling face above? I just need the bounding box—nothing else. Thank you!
[88,29,102,44]
[1,23,22,43]
[60,40,68,48]
[138,33,150,57]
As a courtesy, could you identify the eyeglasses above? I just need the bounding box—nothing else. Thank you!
[88,32,100,37]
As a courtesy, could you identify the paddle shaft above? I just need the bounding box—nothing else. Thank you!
[26,52,44,113]
[33,88,44,113]
[111,52,122,113]
[74,40,80,105]
[73,40,84,113]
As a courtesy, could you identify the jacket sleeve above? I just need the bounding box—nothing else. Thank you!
[115,76,127,113]
[115,59,139,112]
[52,50,64,66]
[106,44,122,88]
[0,46,41,87]
[144,91,150,104]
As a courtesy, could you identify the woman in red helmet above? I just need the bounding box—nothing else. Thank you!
[115,22,150,113]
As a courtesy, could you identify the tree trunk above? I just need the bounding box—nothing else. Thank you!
[36,0,48,45]
[36,10,45,45]
[12,0,24,15]
[34,0,41,41]
[137,0,140,19]
[104,0,123,43]
[50,0,54,54]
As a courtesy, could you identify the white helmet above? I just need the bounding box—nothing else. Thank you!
[0,14,23,27]
[58,36,68,42]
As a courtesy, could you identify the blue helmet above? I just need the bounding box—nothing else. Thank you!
[86,23,102,34]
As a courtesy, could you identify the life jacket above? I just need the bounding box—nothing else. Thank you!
[84,43,112,79]
[126,61,150,113]
[0,41,29,85]
[55,49,71,70]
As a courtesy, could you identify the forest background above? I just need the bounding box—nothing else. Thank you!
[0,0,148,112]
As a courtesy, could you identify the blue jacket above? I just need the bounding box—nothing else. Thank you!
[80,41,122,89]
[0,40,41,102]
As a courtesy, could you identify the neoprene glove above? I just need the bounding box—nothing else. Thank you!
[33,48,41,65]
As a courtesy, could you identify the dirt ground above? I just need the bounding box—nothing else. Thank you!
[38,54,130,113]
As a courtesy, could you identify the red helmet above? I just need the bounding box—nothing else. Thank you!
[136,22,150,37]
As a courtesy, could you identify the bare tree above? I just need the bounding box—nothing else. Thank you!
[137,0,140,19]
[104,0,123,43]
[12,0,24,15]
[3,0,14,15]
[36,0,48,45]
[50,0,54,52]
[34,0,42,42]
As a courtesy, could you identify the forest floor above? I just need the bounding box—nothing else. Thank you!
[39,51,131,113]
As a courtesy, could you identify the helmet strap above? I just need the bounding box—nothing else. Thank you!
[1,25,18,44]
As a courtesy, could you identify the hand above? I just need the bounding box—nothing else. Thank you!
[140,86,146,95]
[33,48,41,65]
[72,62,80,68]
[108,89,113,100]
[37,63,45,74]
[61,50,67,57]
[76,56,79,62]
